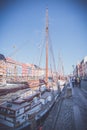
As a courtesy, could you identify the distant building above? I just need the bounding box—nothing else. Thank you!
[0,54,51,83]
[0,54,6,84]
[0,53,56,84]
[81,56,87,77]
[74,56,87,78]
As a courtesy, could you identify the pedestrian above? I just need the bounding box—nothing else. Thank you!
[76,77,79,87]
[79,77,81,88]
[75,77,77,87]
[71,78,75,87]
[76,77,81,87]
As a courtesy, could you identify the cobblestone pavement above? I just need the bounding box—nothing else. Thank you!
[43,96,75,130]
[54,97,75,130]
[73,87,87,130]
[81,80,87,91]
[42,81,87,130]
[80,80,87,99]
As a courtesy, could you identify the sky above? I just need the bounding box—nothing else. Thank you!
[0,0,87,75]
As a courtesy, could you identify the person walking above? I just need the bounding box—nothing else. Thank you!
[76,77,81,88]
[72,77,75,87]
[75,77,77,87]
[79,77,81,88]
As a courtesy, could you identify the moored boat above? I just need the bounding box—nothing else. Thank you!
[0,85,58,129]
[0,8,60,130]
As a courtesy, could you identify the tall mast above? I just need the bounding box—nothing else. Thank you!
[46,8,49,84]
[58,52,64,79]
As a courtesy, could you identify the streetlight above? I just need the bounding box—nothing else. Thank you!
[72,65,75,76]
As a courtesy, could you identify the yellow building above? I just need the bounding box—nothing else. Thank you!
[0,54,6,85]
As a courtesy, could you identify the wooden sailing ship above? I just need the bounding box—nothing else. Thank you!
[0,8,59,130]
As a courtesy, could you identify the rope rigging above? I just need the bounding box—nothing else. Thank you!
[37,22,57,81]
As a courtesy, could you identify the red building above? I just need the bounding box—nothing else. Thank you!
[0,54,45,84]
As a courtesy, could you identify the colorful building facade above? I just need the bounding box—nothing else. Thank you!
[0,54,46,84]
[73,56,87,78]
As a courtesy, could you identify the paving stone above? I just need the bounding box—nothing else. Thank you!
[42,82,87,130]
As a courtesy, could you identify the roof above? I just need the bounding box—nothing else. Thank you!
[6,57,22,65]
[0,54,6,61]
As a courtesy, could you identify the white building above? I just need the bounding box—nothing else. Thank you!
[78,56,87,78]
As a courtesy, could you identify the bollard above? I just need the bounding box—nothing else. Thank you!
[66,87,72,97]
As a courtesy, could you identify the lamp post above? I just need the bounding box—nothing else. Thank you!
[72,65,74,76]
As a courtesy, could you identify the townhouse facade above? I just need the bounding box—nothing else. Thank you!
[0,54,45,84]
[74,56,87,78]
